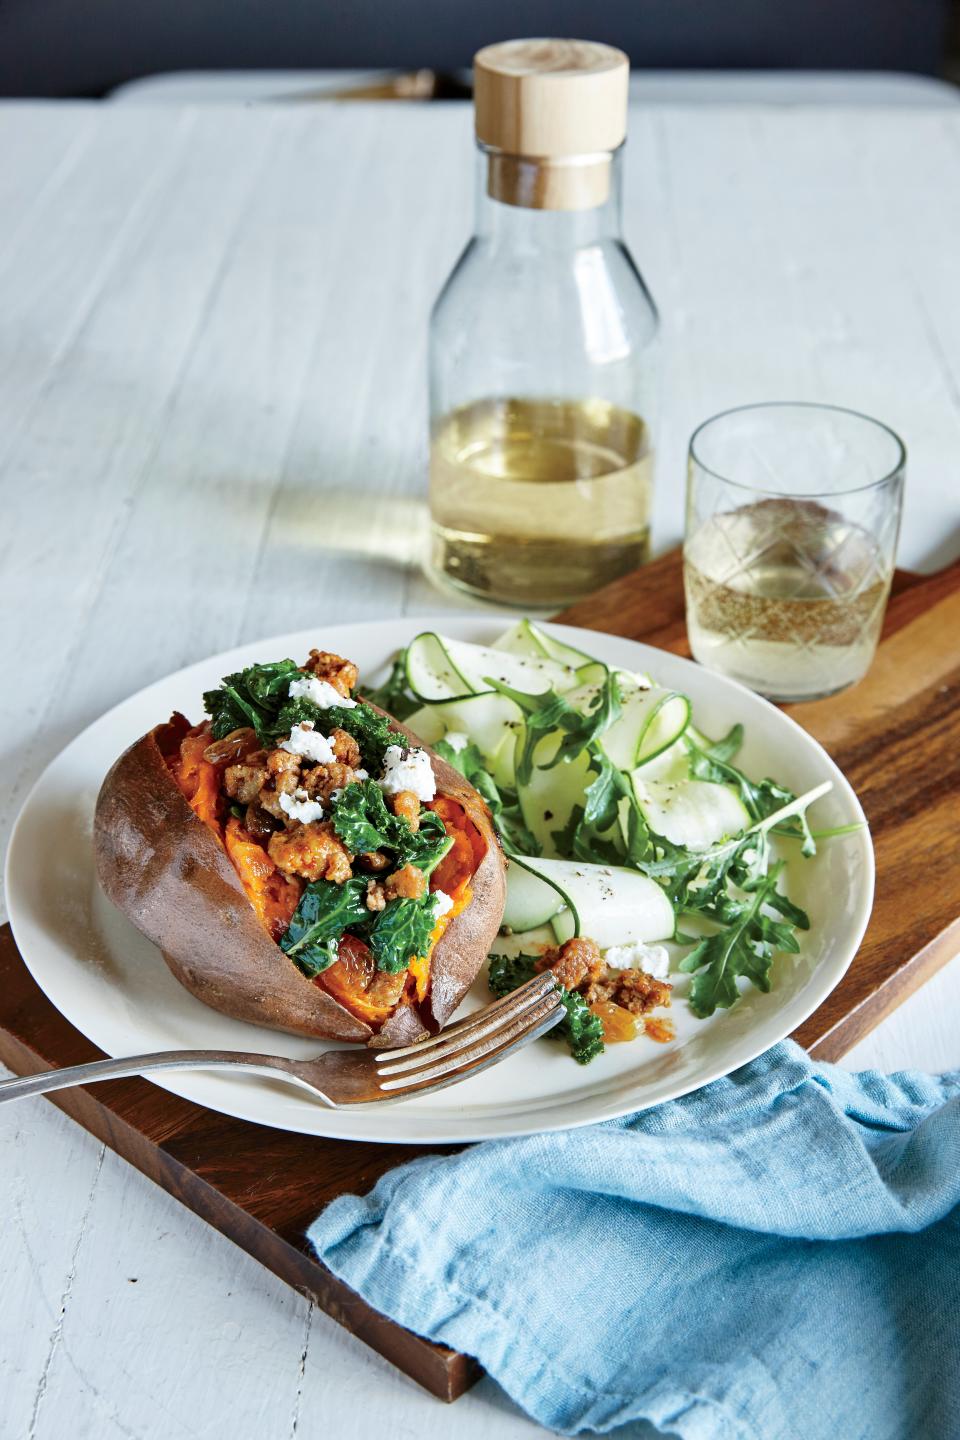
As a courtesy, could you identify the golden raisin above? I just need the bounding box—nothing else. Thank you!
[590,1001,639,1044]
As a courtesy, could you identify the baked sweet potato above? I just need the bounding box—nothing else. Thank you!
[94,653,506,1047]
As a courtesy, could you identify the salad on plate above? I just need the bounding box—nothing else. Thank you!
[368,619,857,1065]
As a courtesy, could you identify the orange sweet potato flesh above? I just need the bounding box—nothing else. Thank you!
[223,817,301,944]
[93,705,507,1046]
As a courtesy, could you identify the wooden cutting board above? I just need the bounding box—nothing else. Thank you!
[1,551,957,1402]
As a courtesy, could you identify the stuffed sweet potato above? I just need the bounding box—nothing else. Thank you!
[94,648,506,1046]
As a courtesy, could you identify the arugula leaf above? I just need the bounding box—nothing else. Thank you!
[773,804,817,858]
[204,659,301,741]
[621,793,654,866]
[677,861,810,1017]
[365,894,441,974]
[434,738,489,792]
[482,682,576,786]
[685,733,794,825]
[484,672,621,783]
[542,753,631,867]
[685,731,823,856]
[487,953,605,1065]
[637,827,764,915]
[491,799,541,858]
[479,674,627,865]
[636,781,830,929]
[280,877,370,978]
[697,723,744,764]
[549,803,623,867]
[582,751,629,833]
[362,651,419,722]
[544,669,622,769]
[331,779,452,872]
[434,738,539,857]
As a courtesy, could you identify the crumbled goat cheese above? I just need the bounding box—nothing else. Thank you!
[278,788,324,825]
[377,745,436,801]
[603,942,671,980]
[280,722,336,764]
[432,890,455,918]
[354,769,369,781]
[287,675,357,709]
[443,731,470,753]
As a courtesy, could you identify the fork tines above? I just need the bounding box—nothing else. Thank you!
[373,974,563,1093]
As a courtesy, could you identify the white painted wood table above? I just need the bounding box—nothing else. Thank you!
[2,97,960,1440]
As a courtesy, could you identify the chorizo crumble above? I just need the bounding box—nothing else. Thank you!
[536,937,672,1020]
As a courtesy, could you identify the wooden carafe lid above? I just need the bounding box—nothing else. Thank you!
[473,40,629,211]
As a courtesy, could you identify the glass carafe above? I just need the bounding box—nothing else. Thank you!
[428,40,659,608]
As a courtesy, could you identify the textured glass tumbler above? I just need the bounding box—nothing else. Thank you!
[684,403,905,702]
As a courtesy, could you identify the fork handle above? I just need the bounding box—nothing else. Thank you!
[0,1049,297,1105]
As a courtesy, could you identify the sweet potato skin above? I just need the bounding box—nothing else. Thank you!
[94,715,374,1043]
[94,707,506,1045]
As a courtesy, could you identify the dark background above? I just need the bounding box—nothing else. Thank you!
[0,0,957,98]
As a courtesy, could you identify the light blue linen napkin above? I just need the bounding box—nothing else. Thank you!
[308,1041,960,1439]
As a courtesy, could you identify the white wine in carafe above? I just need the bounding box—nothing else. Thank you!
[429,397,652,607]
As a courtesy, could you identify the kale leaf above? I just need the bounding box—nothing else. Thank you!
[434,738,539,857]
[362,651,419,722]
[677,861,810,1017]
[364,894,442,974]
[281,874,447,980]
[487,953,605,1065]
[331,779,452,872]
[399,809,451,870]
[280,877,370,978]
[329,779,395,854]
[204,659,301,741]
[202,655,395,769]
[275,696,394,771]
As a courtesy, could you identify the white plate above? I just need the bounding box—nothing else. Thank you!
[5,618,873,1143]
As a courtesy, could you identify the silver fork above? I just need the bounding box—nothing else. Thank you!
[0,974,563,1108]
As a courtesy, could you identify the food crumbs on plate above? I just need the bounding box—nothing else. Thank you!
[644,1016,676,1044]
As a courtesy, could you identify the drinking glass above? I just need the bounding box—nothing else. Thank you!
[684,403,905,702]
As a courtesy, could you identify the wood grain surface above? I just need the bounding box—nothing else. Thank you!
[2,549,957,1402]
[558,549,960,1057]
[0,925,480,1404]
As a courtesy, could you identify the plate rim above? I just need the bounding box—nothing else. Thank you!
[4,615,875,1142]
